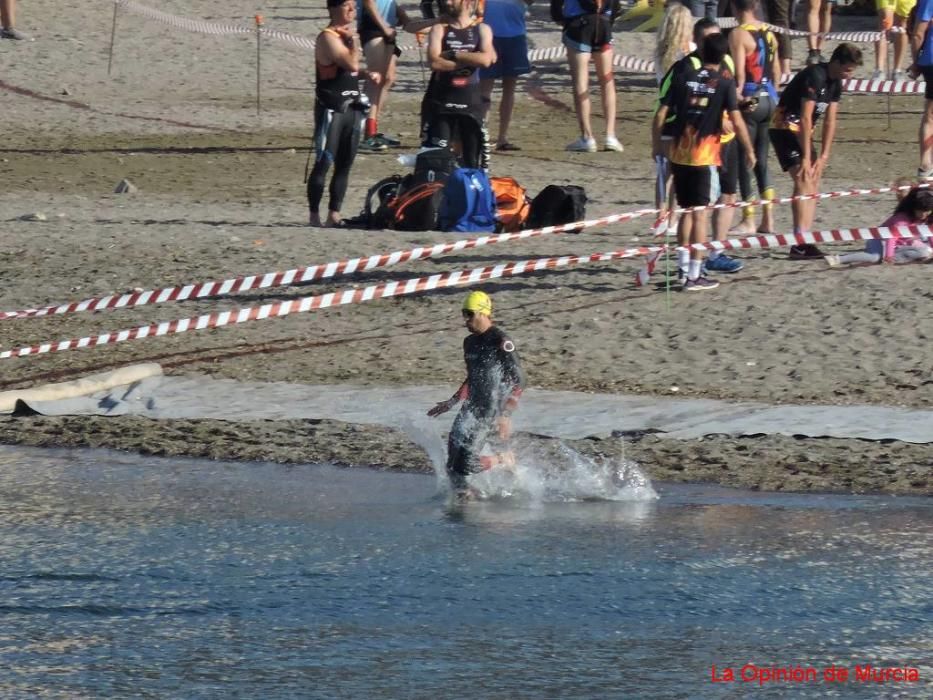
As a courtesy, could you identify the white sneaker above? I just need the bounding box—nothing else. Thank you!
[891,69,906,82]
[870,69,885,81]
[603,136,624,153]
[566,137,597,153]
[918,167,933,180]
[824,254,841,268]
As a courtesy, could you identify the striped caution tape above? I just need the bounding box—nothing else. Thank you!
[716,16,904,42]
[4,182,927,322]
[4,223,932,361]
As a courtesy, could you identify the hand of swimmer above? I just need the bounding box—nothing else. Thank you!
[367,70,383,86]
[427,399,455,417]
[497,416,512,440]
[745,152,756,171]
[383,27,397,42]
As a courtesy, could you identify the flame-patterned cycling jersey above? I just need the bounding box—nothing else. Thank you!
[661,62,738,167]
[770,63,841,133]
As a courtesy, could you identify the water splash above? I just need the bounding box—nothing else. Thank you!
[469,438,658,503]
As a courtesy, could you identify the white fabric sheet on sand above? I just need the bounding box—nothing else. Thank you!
[9,375,933,444]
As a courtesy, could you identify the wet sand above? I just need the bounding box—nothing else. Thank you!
[1,1,930,494]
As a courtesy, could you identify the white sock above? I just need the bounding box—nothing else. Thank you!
[678,249,690,274]
[688,259,702,280]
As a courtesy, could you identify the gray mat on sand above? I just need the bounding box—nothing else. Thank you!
[10,375,933,444]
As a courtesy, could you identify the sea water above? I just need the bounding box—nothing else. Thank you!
[0,445,929,698]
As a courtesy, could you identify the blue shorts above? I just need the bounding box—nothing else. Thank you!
[479,35,531,80]
[561,14,613,54]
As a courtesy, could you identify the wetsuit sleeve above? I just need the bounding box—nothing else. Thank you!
[497,335,525,414]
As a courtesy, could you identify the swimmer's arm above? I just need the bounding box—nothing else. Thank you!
[427,23,457,70]
[818,101,838,162]
[447,24,496,69]
[911,15,929,65]
[651,104,669,157]
[799,98,816,164]
[320,29,360,73]
[729,28,748,95]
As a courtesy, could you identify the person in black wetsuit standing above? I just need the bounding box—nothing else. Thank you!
[307,0,383,227]
[428,290,525,497]
[421,0,496,169]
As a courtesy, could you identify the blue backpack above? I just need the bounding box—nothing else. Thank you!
[438,168,497,233]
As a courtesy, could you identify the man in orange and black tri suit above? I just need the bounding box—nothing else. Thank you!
[652,33,755,293]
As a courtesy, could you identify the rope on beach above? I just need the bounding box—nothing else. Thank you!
[715,16,904,43]
[3,182,927,322]
[113,1,925,94]
[3,224,932,361]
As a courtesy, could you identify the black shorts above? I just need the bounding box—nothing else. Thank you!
[718,139,739,196]
[561,14,613,53]
[769,128,804,172]
[922,65,933,99]
[671,164,720,207]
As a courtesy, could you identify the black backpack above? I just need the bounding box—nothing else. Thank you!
[410,147,458,187]
[526,185,587,229]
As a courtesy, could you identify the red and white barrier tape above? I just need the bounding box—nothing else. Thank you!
[0,246,659,361]
[0,210,657,321]
[4,223,931,361]
[5,182,926,322]
[716,16,904,42]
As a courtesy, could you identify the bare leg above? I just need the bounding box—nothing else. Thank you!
[893,14,908,72]
[806,0,821,53]
[567,47,593,139]
[0,0,14,28]
[691,210,708,262]
[875,9,892,74]
[363,39,397,128]
[592,48,617,140]
[497,76,517,146]
[920,99,933,173]
[714,193,736,242]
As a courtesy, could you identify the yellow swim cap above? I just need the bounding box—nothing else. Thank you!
[462,290,492,316]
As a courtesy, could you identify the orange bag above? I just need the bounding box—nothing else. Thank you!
[490,177,531,233]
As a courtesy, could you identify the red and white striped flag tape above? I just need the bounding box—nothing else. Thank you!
[0,209,657,321]
[4,182,927,322]
[635,248,665,287]
[3,224,931,361]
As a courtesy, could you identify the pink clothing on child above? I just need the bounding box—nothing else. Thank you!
[877,212,927,260]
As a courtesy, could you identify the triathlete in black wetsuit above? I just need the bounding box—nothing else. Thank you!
[308,0,382,228]
[428,291,525,494]
[422,0,495,169]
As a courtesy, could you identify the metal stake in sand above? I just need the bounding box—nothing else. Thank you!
[255,14,264,117]
[108,0,120,77]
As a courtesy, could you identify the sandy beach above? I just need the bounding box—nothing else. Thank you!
[1,0,931,494]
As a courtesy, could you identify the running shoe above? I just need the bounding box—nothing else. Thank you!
[806,49,823,66]
[824,254,841,268]
[566,137,597,153]
[682,276,720,292]
[604,136,624,153]
[704,253,744,273]
[375,132,402,148]
[788,243,825,259]
[918,166,933,180]
[0,27,28,40]
[358,136,388,152]
[891,70,906,82]
[870,69,885,81]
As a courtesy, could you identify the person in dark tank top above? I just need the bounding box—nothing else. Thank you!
[421,0,496,169]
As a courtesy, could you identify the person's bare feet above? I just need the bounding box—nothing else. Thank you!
[309,212,322,227]
[324,213,342,227]
[729,219,757,235]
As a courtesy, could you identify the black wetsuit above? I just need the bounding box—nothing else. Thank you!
[307,28,368,216]
[421,24,490,170]
[446,326,525,490]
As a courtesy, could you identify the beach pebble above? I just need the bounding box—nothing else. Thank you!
[114,178,138,194]
[669,386,679,393]
[285,148,296,155]
[60,87,72,96]
[19,212,47,222]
